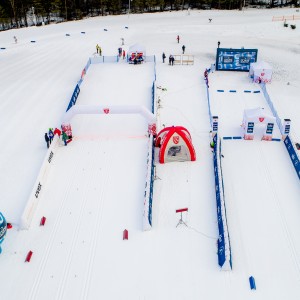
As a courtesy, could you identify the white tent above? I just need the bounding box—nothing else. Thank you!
[249,61,272,83]
[242,107,276,140]
[242,107,276,125]
[128,43,146,56]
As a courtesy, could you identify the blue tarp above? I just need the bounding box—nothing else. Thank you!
[284,136,300,180]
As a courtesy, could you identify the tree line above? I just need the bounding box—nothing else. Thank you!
[0,0,298,30]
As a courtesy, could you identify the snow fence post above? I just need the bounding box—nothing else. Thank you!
[40,216,46,226]
[123,229,128,240]
[25,251,33,262]
[249,276,256,290]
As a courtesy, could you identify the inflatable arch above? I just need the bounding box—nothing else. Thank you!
[155,126,196,163]
[61,104,156,135]
[242,108,276,141]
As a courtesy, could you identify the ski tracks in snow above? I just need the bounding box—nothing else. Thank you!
[55,142,112,300]
[80,143,113,300]
[27,142,86,300]
[258,143,300,281]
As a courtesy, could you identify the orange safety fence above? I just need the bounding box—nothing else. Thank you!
[272,15,300,21]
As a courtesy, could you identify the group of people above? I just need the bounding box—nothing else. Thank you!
[118,47,126,59]
[44,127,70,148]
[96,44,102,55]
[162,53,175,65]
[44,128,54,148]
[176,35,186,53]
[129,52,144,64]
[161,36,186,65]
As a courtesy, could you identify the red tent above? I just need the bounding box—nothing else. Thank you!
[155,126,196,163]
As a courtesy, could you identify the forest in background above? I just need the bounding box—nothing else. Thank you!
[0,0,298,30]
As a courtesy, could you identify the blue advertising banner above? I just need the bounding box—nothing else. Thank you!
[213,135,226,267]
[216,48,258,71]
[284,136,300,180]
[66,84,80,112]
[0,212,7,240]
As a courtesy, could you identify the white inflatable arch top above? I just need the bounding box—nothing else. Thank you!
[62,105,155,124]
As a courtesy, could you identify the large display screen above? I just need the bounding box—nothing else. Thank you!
[216,48,258,71]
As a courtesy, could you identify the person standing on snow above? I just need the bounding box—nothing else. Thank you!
[62,131,68,146]
[182,45,186,54]
[177,35,180,43]
[162,52,166,63]
[122,49,126,59]
[99,46,102,56]
[44,133,50,148]
[118,47,122,57]
[96,44,100,54]
[170,55,175,66]
[48,128,54,144]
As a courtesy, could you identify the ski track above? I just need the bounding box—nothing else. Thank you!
[258,142,300,280]
[27,142,85,300]
[54,144,102,300]
[80,143,112,300]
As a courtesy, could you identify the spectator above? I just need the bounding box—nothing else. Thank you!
[44,133,50,148]
[162,52,166,63]
[48,128,54,144]
[170,55,175,66]
[99,47,102,56]
[62,131,68,146]
[54,128,61,137]
[177,35,180,43]
[122,49,126,59]
[96,44,100,54]
[182,45,186,54]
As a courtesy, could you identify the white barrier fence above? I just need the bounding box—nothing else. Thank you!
[143,135,154,231]
[20,135,60,229]
[171,55,194,65]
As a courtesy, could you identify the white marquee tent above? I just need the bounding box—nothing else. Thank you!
[128,43,146,57]
[242,107,276,140]
[242,107,276,126]
[249,61,272,83]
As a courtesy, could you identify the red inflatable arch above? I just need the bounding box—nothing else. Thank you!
[155,126,196,163]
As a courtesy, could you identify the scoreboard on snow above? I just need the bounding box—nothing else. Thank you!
[216,48,258,72]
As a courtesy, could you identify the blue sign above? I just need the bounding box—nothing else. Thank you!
[66,84,80,112]
[213,135,226,267]
[216,48,258,71]
[213,122,218,131]
[284,136,300,180]
[0,212,7,240]
[285,125,290,134]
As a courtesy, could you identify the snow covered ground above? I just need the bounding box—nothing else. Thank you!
[0,7,300,300]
